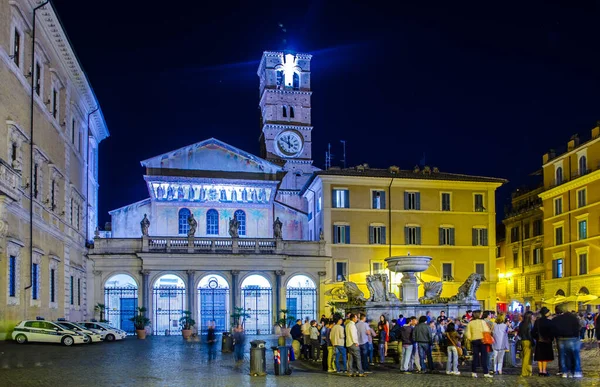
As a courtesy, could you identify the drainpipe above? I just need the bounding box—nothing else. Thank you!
[388,178,394,294]
[25,0,50,303]
[85,107,99,247]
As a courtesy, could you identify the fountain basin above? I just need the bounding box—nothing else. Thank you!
[385,255,432,273]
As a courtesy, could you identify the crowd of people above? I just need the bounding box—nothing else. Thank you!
[286,306,599,378]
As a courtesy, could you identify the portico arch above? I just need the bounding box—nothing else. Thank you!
[285,274,317,322]
[152,273,186,335]
[104,273,138,334]
[241,274,272,334]
[197,274,230,334]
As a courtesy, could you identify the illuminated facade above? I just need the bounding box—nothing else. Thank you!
[539,126,600,310]
[0,0,109,339]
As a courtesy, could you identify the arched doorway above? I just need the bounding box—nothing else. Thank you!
[153,274,186,335]
[104,274,138,334]
[241,274,272,334]
[197,275,230,334]
[286,275,317,322]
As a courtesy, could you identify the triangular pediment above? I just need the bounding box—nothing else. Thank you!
[140,138,283,174]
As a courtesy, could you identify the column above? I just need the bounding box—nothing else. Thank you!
[140,270,150,317]
[92,270,103,318]
[231,270,240,310]
[186,270,195,318]
[275,270,285,315]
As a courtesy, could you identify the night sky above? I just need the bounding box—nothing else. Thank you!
[51,0,600,227]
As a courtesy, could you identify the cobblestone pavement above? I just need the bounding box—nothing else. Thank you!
[0,336,598,387]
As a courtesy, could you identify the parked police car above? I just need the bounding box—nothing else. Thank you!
[54,320,103,343]
[80,321,127,341]
[12,319,88,346]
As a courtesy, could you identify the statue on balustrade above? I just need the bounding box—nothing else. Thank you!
[273,217,283,239]
[187,213,197,237]
[229,217,239,238]
[177,185,185,200]
[156,185,165,200]
[140,214,150,236]
[166,186,174,200]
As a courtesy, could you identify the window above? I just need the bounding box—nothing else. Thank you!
[524,249,530,265]
[77,278,81,306]
[290,106,295,118]
[76,205,80,230]
[292,72,300,90]
[34,62,41,96]
[524,223,530,239]
[510,227,519,243]
[33,163,39,199]
[372,190,386,209]
[32,263,39,300]
[579,155,587,175]
[276,70,284,87]
[332,189,349,208]
[50,180,56,210]
[554,197,562,215]
[50,268,55,303]
[525,277,531,293]
[70,198,74,225]
[552,259,563,279]
[535,275,542,290]
[555,226,563,245]
[333,225,350,244]
[335,261,347,282]
[472,228,488,246]
[555,166,563,185]
[439,227,455,245]
[579,253,588,275]
[178,208,191,235]
[496,245,501,258]
[52,88,58,118]
[533,248,543,265]
[12,28,21,67]
[405,226,421,245]
[578,220,587,240]
[513,251,519,267]
[475,263,485,280]
[533,220,542,236]
[282,106,287,117]
[369,225,386,244]
[206,209,219,235]
[371,261,385,275]
[234,210,246,236]
[9,256,16,297]
[316,196,322,212]
[70,276,74,305]
[577,188,586,208]
[514,280,518,293]
[474,194,485,212]
[404,191,420,210]
[71,119,76,144]
[441,192,451,211]
[442,263,453,281]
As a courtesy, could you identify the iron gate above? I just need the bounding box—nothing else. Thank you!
[198,280,229,334]
[104,287,138,334]
[153,286,186,335]
[241,286,272,334]
[286,287,317,321]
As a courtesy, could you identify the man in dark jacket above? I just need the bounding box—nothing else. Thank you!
[413,316,434,372]
[400,317,415,373]
[291,319,303,341]
[552,306,583,378]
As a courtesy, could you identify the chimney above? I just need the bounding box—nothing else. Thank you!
[592,122,600,139]
[543,149,556,164]
[567,134,580,151]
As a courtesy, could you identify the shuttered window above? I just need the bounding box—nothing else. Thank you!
[404,192,420,210]
[333,225,350,244]
[372,190,386,209]
[439,227,455,245]
[369,226,386,244]
[332,189,350,208]
[441,193,451,211]
[405,226,421,245]
[472,228,488,246]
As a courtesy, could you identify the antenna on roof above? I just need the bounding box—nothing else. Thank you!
[340,140,346,169]
[325,143,334,170]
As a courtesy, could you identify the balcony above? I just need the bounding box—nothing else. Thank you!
[91,236,326,256]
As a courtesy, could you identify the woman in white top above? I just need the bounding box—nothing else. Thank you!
[491,314,509,374]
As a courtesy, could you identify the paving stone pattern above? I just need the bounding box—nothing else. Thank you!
[0,336,598,387]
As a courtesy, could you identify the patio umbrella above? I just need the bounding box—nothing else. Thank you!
[583,298,600,306]
[565,294,598,303]
[542,295,567,305]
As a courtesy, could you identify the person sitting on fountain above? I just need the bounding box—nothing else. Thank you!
[437,311,448,324]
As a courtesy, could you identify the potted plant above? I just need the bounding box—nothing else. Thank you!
[276,309,296,346]
[130,307,150,339]
[179,311,196,339]
[94,303,108,322]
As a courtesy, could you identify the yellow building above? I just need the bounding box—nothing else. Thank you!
[303,165,506,312]
[539,126,600,310]
[501,186,545,312]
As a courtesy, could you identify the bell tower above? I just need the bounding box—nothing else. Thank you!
[258,52,315,204]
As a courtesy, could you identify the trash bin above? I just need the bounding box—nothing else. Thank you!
[221,332,234,353]
[250,340,266,376]
[272,346,292,376]
[505,339,517,367]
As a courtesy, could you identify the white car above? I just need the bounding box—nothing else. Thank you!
[12,320,87,346]
[55,321,103,343]
[80,321,127,341]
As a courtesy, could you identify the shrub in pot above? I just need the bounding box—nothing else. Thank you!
[179,311,196,339]
[130,307,150,339]
[276,309,296,346]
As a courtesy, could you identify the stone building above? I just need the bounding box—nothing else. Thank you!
[0,0,109,338]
